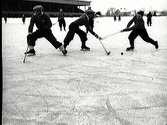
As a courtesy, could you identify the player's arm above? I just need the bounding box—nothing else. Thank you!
[127,17,135,28]
[28,16,35,34]
[87,25,102,39]
[121,17,135,32]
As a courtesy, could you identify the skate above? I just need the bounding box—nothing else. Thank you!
[80,46,90,51]
[126,47,134,51]
[59,45,67,56]
[62,49,67,56]
[155,41,159,49]
[24,49,36,56]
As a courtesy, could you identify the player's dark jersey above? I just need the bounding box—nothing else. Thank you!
[126,15,145,31]
[58,12,65,20]
[73,13,96,35]
[28,13,52,32]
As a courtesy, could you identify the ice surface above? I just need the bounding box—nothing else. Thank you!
[2,16,167,125]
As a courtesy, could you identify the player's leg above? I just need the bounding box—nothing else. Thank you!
[25,30,43,55]
[44,29,67,55]
[139,29,158,49]
[75,28,89,50]
[126,30,138,51]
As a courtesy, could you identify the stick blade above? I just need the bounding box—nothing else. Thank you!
[23,57,26,63]
[107,51,111,55]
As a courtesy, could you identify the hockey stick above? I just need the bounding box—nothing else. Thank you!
[98,39,111,55]
[23,47,28,63]
[102,31,121,40]
[52,21,58,26]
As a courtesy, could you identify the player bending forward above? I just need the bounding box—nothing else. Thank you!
[63,9,102,53]
[121,11,158,51]
[25,5,67,56]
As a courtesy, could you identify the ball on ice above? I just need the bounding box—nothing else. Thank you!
[121,52,123,55]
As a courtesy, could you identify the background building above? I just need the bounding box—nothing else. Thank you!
[2,0,91,17]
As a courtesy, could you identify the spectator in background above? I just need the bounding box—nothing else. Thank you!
[4,16,7,23]
[118,15,121,21]
[114,14,117,21]
[86,7,94,30]
[22,14,26,24]
[58,8,66,31]
[147,11,152,26]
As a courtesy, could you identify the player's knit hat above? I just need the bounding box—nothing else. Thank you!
[85,10,95,15]
[137,11,144,16]
[33,5,44,11]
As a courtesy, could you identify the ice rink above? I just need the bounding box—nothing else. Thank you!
[2,16,167,125]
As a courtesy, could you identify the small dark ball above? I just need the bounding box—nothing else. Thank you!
[121,52,123,55]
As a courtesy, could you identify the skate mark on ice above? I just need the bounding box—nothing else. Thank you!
[14,85,49,119]
[23,85,49,113]
[36,89,49,113]
[13,104,29,125]
[113,71,154,80]
[151,48,167,56]
[26,83,49,113]
[106,98,132,125]
[3,97,29,125]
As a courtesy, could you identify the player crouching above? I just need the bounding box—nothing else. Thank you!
[63,9,102,53]
[25,5,67,56]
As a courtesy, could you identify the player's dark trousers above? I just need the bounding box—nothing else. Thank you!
[59,19,66,31]
[63,22,87,48]
[147,18,152,26]
[27,29,62,49]
[128,28,157,48]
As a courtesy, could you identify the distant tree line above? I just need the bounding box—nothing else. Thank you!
[105,7,167,16]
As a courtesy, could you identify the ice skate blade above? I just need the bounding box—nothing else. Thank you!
[80,49,90,51]
[26,53,36,56]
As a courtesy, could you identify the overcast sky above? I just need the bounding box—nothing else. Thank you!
[89,0,167,14]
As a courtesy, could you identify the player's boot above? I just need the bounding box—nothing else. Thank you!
[154,41,159,49]
[62,49,67,56]
[126,47,134,51]
[24,49,36,56]
[81,45,90,51]
[59,45,67,56]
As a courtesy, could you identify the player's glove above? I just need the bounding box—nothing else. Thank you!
[121,29,125,32]
[98,36,102,40]
[121,28,129,32]
[95,34,102,40]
